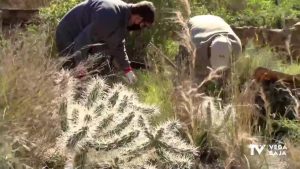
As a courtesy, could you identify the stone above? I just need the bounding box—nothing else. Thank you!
[252,67,299,140]
[232,24,300,60]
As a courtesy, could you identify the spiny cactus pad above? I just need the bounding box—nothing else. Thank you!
[57,76,197,168]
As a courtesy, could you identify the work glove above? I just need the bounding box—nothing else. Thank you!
[73,63,88,79]
[124,67,137,84]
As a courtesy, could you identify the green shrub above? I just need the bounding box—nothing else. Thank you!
[134,71,174,124]
[40,0,82,26]
[192,0,300,27]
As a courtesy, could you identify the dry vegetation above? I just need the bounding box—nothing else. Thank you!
[0,25,63,167]
[171,2,300,168]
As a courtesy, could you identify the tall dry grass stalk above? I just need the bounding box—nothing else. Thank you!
[179,0,191,19]
[171,0,195,82]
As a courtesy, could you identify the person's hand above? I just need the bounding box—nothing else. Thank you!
[124,68,137,84]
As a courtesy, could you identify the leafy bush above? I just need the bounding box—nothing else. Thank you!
[277,120,300,143]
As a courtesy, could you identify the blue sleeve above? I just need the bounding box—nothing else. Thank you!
[73,9,116,51]
[73,9,130,69]
[105,31,130,70]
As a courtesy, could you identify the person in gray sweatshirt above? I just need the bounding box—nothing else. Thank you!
[55,0,155,83]
[188,15,242,82]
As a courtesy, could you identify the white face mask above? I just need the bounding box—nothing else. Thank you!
[209,35,232,69]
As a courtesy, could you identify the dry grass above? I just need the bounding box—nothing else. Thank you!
[171,3,256,167]
[173,69,262,168]
[173,47,300,168]
[286,141,300,168]
[0,25,63,167]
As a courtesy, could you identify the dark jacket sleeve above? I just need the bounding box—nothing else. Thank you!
[73,9,130,70]
[106,33,130,70]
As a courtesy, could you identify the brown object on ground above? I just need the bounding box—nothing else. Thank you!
[253,67,300,88]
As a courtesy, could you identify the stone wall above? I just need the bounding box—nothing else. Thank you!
[232,22,300,61]
[0,8,38,33]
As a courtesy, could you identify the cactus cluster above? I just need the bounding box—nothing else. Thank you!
[57,76,197,168]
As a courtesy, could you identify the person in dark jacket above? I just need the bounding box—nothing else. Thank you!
[55,0,155,83]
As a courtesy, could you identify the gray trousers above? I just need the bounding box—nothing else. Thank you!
[193,34,242,83]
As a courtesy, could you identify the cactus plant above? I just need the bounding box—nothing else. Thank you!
[57,76,197,168]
